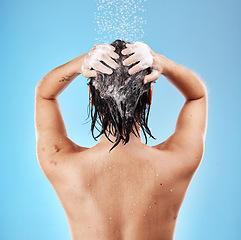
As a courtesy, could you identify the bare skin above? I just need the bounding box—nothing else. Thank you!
[35,43,207,240]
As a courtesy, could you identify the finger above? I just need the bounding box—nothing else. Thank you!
[104,43,116,52]
[123,53,139,66]
[99,47,119,59]
[93,61,113,75]
[96,43,115,52]
[128,63,144,75]
[100,54,118,69]
[82,70,98,78]
[108,50,119,59]
[121,45,135,55]
[94,45,119,59]
[143,70,160,84]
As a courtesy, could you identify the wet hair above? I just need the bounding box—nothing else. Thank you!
[87,39,155,152]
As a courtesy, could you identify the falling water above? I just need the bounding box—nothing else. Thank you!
[94,0,148,43]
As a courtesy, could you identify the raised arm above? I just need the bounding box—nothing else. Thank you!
[122,42,208,169]
[156,56,208,173]
[159,56,208,153]
[35,44,119,171]
[35,54,83,162]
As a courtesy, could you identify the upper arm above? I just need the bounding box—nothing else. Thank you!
[155,94,208,169]
[34,87,83,168]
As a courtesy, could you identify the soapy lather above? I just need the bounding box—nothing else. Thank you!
[81,43,119,76]
[85,41,154,118]
[122,42,153,75]
[81,41,154,80]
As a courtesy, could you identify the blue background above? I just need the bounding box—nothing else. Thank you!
[1,0,240,239]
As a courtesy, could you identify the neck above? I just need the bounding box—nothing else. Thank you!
[98,125,143,147]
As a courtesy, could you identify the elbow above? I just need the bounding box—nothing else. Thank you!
[35,78,44,92]
[193,71,208,99]
[35,80,57,100]
[189,79,208,101]
[34,84,45,100]
[201,81,208,98]
[35,81,46,99]
[35,81,42,96]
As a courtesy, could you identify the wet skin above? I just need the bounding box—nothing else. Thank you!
[37,130,202,240]
[35,48,207,240]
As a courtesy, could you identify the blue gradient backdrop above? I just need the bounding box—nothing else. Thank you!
[0,0,240,239]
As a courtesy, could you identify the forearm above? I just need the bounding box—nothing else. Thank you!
[36,54,83,99]
[161,55,207,101]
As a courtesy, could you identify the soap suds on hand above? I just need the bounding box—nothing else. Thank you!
[128,41,153,69]
[81,43,117,74]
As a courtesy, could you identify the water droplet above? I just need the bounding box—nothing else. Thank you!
[94,0,147,42]
[170,189,173,192]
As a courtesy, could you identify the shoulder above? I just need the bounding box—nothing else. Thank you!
[151,135,204,177]
[36,137,89,181]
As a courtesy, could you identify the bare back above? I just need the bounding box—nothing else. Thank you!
[42,141,197,240]
[35,51,208,240]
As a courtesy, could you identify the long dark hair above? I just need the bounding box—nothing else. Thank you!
[87,39,155,152]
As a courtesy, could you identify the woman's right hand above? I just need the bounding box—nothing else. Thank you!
[121,42,167,84]
[79,43,119,78]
